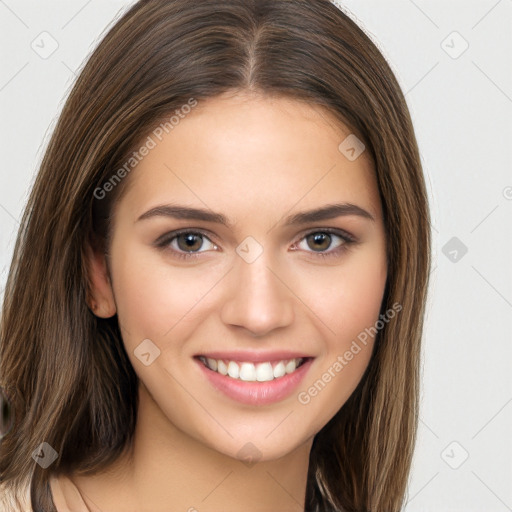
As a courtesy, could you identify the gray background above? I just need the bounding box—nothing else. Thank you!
[1,1,511,510]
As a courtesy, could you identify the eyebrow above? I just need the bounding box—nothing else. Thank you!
[136,202,375,227]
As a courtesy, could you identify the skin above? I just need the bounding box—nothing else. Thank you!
[80,91,387,512]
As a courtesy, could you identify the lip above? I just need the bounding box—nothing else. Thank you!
[194,355,314,406]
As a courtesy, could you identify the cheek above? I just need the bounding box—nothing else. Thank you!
[109,243,228,349]
[293,246,387,339]
[292,248,387,426]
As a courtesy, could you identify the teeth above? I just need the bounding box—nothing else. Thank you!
[256,362,274,382]
[217,360,228,375]
[227,361,240,379]
[285,360,297,374]
[207,358,218,371]
[273,362,286,378]
[199,356,305,381]
[239,362,256,381]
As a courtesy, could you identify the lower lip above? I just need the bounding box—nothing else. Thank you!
[195,357,314,406]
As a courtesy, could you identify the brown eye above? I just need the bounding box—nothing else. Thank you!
[156,231,218,257]
[176,233,204,252]
[306,232,332,252]
[294,230,353,258]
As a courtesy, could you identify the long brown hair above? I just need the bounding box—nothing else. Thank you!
[0,1,431,510]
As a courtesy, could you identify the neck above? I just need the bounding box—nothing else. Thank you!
[73,383,313,512]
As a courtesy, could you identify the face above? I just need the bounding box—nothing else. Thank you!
[90,91,387,462]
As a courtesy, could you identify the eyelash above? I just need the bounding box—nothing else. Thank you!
[155,228,357,261]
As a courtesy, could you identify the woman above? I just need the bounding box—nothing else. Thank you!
[0,0,431,510]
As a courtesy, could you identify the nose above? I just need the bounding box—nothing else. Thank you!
[219,250,295,337]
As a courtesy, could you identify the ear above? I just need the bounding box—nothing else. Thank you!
[84,239,117,318]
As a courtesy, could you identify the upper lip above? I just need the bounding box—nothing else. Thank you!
[195,350,313,363]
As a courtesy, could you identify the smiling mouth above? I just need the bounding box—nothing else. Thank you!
[196,356,310,382]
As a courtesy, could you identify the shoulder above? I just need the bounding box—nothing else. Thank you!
[49,475,90,512]
[0,475,89,512]
[0,481,31,512]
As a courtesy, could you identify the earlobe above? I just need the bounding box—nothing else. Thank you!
[88,300,116,318]
[85,240,117,318]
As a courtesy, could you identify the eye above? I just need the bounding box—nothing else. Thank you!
[155,228,356,261]
[293,229,355,258]
[155,230,218,259]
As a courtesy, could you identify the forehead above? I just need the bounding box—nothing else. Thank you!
[119,92,381,224]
